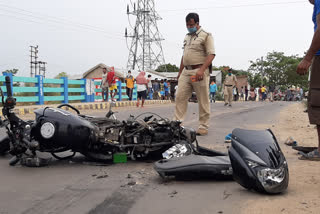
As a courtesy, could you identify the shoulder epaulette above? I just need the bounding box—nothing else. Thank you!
[200,29,209,35]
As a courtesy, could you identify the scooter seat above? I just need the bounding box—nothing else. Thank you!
[154,155,232,179]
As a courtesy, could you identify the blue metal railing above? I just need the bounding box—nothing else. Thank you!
[0,73,138,104]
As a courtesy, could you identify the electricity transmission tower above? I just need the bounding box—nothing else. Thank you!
[125,0,166,71]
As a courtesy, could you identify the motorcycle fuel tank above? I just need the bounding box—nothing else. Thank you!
[228,129,289,194]
[32,108,98,150]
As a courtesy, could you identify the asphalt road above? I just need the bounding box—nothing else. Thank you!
[0,101,291,214]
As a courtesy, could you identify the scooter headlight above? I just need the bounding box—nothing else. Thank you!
[40,122,55,139]
[256,161,288,193]
[245,159,288,193]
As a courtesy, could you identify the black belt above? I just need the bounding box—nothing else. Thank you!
[184,64,203,70]
[225,85,233,87]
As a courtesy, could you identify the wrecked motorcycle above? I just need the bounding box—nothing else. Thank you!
[0,76,196,167]
[155,128,289,194]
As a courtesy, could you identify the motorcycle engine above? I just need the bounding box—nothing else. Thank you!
[99,126,121,143]
[104,127,120,142]
[153,127,173,142]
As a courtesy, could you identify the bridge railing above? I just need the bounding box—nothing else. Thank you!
[0,73,138,105]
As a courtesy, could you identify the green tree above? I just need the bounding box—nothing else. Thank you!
[156,63,179,72]
[55,72,68,78]
[248,51,308,89]
[2,69,19,86]
[247,73,263,88]
[2,68,18,76]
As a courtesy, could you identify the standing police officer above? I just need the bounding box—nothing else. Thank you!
[223,69,237,107]
[174,13,215,136]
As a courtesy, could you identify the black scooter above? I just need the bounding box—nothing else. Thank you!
[0,76,196,167]
[154,128,289,194]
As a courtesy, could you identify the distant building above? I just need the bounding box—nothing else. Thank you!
[210,70,222,86]
[83,63,124,80]
[129,70,166,81]
[155,72,179,81]
[236,75,248,91]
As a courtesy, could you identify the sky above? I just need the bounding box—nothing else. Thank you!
[0,0,315,78]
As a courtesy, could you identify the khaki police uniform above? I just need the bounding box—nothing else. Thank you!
[223,74,237,105]
[174,27,215,130]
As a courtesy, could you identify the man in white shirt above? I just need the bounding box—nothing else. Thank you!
[101,67,109,101]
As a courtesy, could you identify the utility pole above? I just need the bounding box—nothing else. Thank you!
[38,61,47,78]
[30,45,38,77]
[125,0,166,71]
[30,45,47,77]
[260,56,264,76]
[259,56,265,85]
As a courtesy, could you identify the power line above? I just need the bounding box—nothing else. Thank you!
[0,4,125,40]
[0,1,305,43]
[158,1,305,12]
[0,12,125,41]
[0,3,124,37]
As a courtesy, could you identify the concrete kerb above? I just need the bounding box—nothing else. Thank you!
[0,100,172,116]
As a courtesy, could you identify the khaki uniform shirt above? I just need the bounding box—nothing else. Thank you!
[182,27,215,66]
[224,74,237,86]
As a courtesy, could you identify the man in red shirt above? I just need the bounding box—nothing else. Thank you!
[107,68,118,101]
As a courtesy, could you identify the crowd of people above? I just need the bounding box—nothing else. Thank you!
[248,85,305,102]
[101,66,306,107]
[100,68,172,107]
[218,69,306,104]
[126,72,172,107]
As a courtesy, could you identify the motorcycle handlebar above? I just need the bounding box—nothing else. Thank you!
[5,76,12,97]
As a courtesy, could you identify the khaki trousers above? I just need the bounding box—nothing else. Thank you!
[224,86,233,104]
[174,68,210,130]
